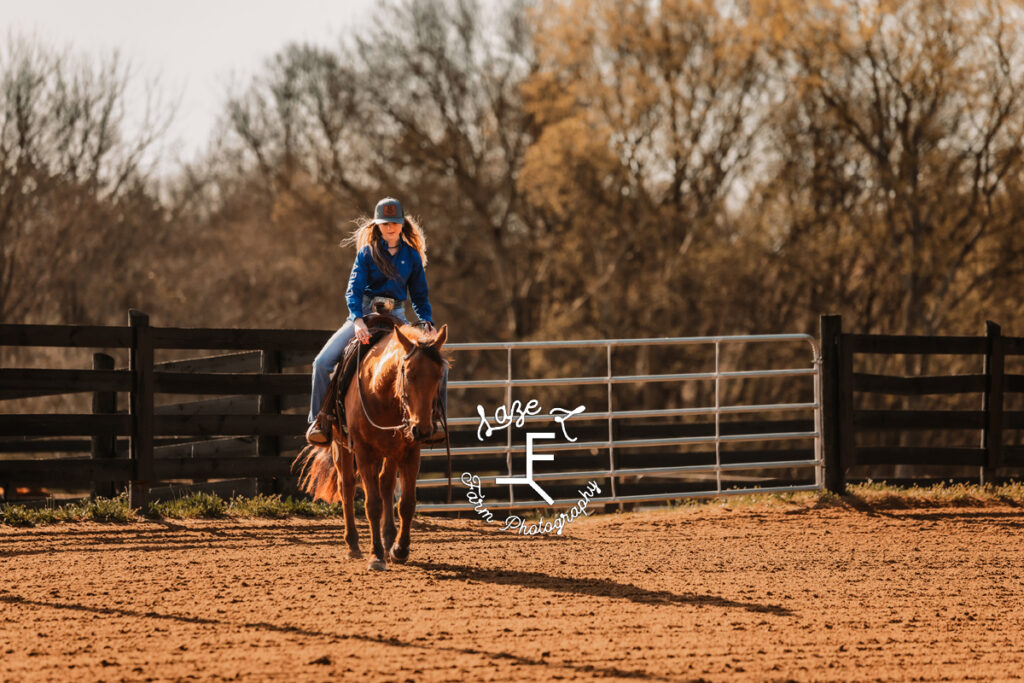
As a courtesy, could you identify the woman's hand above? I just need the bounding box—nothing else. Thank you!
[354,318,370,344]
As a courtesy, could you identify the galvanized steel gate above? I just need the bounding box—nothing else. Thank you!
[418,334,823,512]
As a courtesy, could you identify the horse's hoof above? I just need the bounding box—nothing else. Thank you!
[348,547,363,559]
[367,558,388,572]
[389,545,409,564]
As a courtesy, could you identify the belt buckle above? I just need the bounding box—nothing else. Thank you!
[371,296,395,314]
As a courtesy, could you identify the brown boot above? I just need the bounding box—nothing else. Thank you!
[305,414,331,446]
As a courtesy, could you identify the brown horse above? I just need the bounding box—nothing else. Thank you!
[294,321,449,571]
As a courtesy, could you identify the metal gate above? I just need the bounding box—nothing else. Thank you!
[417,333,823,512]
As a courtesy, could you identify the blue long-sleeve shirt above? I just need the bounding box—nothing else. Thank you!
[345,240,432,323]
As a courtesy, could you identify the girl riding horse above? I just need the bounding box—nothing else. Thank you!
[297,197,451,571]
[307,197,447,445]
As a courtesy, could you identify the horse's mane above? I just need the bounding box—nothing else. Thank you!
[395,323,431,343]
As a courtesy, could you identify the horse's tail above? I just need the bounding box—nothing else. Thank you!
[292,441,342,503]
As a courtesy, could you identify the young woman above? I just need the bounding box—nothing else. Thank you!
[306,197,446,445]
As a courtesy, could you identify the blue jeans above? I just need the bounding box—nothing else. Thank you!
[308,301,448,422]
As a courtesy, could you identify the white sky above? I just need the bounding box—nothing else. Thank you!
[1,0,377,169]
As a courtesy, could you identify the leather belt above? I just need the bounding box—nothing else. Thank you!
[363,294,398,314]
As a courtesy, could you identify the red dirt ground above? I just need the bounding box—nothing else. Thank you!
[2,502,1024,681]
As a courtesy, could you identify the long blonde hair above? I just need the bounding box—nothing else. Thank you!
[342,215,429,281]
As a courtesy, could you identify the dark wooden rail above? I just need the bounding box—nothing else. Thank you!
[821,316,1023,493]
[0,310,328,507]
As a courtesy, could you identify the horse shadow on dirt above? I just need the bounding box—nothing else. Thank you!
[408,560,793,616]
[0,594,662,681]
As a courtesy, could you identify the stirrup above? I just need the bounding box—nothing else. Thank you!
[306,413,332,445]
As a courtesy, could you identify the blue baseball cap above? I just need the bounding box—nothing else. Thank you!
[373,197,404,224]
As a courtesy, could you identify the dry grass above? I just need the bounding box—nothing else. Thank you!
[0,493,350,527]
[3,481,1021,527]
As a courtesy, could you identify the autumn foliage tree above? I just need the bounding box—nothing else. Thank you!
[520,0,776,340]
[747,0,1024,340]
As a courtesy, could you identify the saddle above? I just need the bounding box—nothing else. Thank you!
[317,313,405,438]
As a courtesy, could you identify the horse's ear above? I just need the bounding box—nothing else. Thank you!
[393,326,415,354]
[433,324,448,349]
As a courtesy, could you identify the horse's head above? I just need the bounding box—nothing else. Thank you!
[393,324,448,442]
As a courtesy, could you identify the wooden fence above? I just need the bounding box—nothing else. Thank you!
[820,315,1024,493]
[0,310,323,507]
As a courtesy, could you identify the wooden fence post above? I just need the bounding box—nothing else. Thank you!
[837,325,855,483]
[820,315,846,494]
[129,310,154,509]
[257,348,282,495]
[91,353,117,498]
[981,321,1004,484]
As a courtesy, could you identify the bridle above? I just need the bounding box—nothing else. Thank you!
[354,339,436,434]
[354,335,454,502]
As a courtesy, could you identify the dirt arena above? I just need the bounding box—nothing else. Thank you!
[2,500,1023,682]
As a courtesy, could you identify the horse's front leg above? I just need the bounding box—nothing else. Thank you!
[390,448,420,564]
[378,456,399,553]
[333,440,361,559]
[356,451,388,571]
